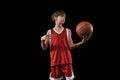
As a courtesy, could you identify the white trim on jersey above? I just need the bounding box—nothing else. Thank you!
[48,28,69,45]
[47,29,51,49]
[48,28,69,53]
[66,28,69,41]
[48,29,51,44]
[53,27,64,34]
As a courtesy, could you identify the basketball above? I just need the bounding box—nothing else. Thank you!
[76,21,93,39]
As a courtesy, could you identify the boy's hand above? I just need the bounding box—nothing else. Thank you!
[79,35,89,45]
[41,34,51,41]
[82,34,92,44]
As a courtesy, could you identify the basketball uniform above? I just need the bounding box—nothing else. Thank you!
[48,28,75,80]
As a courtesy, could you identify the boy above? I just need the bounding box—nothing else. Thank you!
[41,10,88,80]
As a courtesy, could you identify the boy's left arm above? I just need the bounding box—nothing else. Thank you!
[68,29,86,49]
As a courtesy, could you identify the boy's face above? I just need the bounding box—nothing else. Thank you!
[55,15,66,24]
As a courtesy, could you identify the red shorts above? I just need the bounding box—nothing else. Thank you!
[50,64,72,78]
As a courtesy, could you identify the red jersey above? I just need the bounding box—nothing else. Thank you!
[50,28,72,66]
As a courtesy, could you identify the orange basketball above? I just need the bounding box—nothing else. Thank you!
[76,21,93,38]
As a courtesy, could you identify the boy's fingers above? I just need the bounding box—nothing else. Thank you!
[46,34,52,39]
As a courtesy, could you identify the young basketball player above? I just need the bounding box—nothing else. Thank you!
[41,10,87,80]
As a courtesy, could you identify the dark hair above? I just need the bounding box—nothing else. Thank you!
[51,10,66,21]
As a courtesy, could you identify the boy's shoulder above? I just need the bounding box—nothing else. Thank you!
[65,27,71,31]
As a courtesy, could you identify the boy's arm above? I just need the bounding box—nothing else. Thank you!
[41,30,50,50]
[68,29,86,49]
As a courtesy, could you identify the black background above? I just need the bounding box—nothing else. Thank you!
[31,1,97,80]
[8,0,98,80]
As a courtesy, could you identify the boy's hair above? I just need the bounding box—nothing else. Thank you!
[51,10,66,21]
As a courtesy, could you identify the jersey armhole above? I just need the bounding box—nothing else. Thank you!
[66,28,69,40]
[47,29,51,48]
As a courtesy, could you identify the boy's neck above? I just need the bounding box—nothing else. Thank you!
[54,23,64,32]
[54,23,63,29]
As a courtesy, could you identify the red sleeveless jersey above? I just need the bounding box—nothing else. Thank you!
[50,28,72,66]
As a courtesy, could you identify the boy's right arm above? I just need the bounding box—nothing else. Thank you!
[41,30,50,50]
